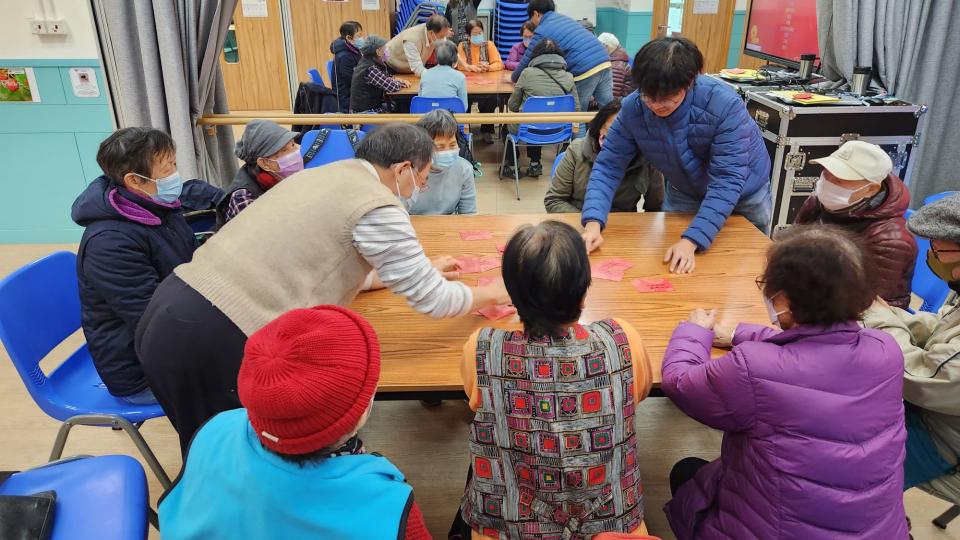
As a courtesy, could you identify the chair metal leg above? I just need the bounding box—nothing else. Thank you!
[934,504,960,529]
[498,137,507,179]
[512,140,521,200]
[48,414,172,490]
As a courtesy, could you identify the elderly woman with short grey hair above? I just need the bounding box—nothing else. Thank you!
[135,123,508,454]
[409,109,477,215]
[418,41,468,110]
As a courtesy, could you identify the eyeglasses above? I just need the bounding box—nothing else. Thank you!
[754,276,766,291]
[640,91,685,107]
[932,245,960,260]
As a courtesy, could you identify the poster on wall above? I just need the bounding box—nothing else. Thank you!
[693,0,719,14]
[362,0,380,10]
[0,67,40,103]
[241,0,268,17]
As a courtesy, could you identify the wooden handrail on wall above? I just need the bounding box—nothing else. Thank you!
[197,112,598,126]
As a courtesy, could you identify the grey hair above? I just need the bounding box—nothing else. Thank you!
[415,109,459,139]
[435,41,458,67]
[355,123,434,171]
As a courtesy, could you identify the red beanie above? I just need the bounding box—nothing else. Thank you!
[237,305,381,455]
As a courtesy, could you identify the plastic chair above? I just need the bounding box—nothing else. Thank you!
[410,96,473,150]
[299,129,365,168]
[0,251,172,490]
[500,95,576,199]
[326,59,336,88]
[307,68,323,84]
[551,151,566,177]
[183,209,216,235]
[0,456,148,540]
[903,207,953,314]
[925,191,958,205]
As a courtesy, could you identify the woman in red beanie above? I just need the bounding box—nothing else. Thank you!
[158,305,431,540]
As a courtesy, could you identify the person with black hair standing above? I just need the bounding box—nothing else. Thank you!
[329,20,364,112]
[581,37,771,275]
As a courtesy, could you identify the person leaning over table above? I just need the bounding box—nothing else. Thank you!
[350,36,411,114]
[580,37,771,274]
[863,194,960,497]
[385,14,453,77]
[135,123,510,454]
[544,98,662,214]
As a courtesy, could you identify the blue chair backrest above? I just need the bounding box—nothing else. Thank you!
[517,95,576,144]
[905,203,955,313]
[551,151,566,177]
[307,68,323,84]
[300,129,365,168]
[326,59,336,88]
[924,191,958,205]
[0,251,79,396]
[410,96,466,114]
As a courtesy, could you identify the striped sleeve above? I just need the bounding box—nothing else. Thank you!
[353,206,473,318]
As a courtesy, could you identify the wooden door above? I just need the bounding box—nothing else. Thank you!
[288,0,392,88]
[219,0,291,111]
[680,0,736,73]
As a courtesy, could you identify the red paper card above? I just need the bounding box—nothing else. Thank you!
[496,243,506,254]
[460,230,494,241]
[475,304,517,320]
[591,258,634,281]
[479,257,501,272]
[458,256,502,274]
[632,278,675,293]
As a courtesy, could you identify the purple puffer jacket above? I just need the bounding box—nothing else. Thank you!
[662,321,908,539]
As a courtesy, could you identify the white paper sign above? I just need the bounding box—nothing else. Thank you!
[241,0,268,17]
[362,0,380,10]
[68,68,100,98]
[693,0,719,14]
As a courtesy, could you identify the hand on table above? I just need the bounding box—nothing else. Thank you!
[712,324,735,348]
[465,64,483,73]
[665,238,697,274]
[479,62,490,72]
[399,80,412,89]
[432,255,462,280]
[581,221,604,253]
[473,277,511,309]
[688,308,717,331]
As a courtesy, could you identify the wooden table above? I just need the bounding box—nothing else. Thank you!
[350,213,772,399]
[390,70,516,96]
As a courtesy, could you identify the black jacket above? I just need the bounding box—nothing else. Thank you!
[330,38,360,112]
[72,176,197,396]
[350,56,387,114]
[292,82,340,135]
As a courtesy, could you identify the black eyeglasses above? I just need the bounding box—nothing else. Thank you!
[755,276,766,291]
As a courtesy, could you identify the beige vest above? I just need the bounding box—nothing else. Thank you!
[386,24,433,73]
[175,159,400,336]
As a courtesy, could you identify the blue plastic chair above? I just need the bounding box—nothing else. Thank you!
[925,191,958,205]
[0,251,171,489]
[0,456,148,540]
[183,209,216,234]
[500,95,576,199]
[307,68,323,84]
[551,151,566,178]
[410,96,473,149]
[300,129,365,168]
[326,59,336,88]
[905,192,960,313]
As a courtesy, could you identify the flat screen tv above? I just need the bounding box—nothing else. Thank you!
[743,0,819,69]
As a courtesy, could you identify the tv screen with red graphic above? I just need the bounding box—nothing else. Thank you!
[743,0,819,67]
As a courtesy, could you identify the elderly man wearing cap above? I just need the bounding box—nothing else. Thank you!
[216,119,302,227]
[863,194,960,497]
[159,305,432,539]
[794,140,916,308]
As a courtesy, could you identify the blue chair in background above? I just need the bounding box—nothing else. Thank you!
[410,96,473,149]
[307,68,323,84]
[925,191,958,205]
[300,129,365,168]
[0,251,171,490]
[326,59,336,89]
[905,191,960,313]
[0,456,148,540]
[500,95,576,199]
[551,151,566,178]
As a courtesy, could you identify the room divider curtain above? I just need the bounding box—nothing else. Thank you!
[93,0,239,187]
[816,1,960,205]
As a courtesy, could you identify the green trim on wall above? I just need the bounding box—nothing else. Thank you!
[0,58,101,68]
[596,8,654,56]
[727,11,746,68]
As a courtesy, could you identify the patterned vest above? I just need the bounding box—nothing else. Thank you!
[463,320,644,540]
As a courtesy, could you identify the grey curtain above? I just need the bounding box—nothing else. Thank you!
[94,0,239,187]
[817,1,960,205]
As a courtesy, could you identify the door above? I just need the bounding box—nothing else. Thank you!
[650,0,738,73]
[219,0,291,111]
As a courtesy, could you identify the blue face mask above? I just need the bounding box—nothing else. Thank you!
[353,36,366,49]
[471,34,486,46]
[134,172,183,204]
[522,37,532,47]
[433,149,459,170]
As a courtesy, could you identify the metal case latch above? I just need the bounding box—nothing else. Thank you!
[840,133,861,144]
[785,152,807,171]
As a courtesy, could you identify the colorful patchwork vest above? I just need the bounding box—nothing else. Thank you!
[463,320,644,540]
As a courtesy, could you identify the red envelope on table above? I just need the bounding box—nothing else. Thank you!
[496,243,506,254]
[474,276,516,320]
[460,230,494,241]
[479,257,502,272]
[632,278,675,293]
[591,258,634,281]
[458,256,502,274]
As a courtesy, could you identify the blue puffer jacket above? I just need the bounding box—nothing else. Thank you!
[72,177,197,396]
[581,75,770,249]
[510,11,609,82]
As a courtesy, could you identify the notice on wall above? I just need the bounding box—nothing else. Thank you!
[0,67,40,103]
[362,0,380,10]
[241,0,268,17]
[68,68,100,98]
[693,0,720,14]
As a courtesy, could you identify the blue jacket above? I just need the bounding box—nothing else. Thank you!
[581,75,770,249]
[510,11,609,82]
[72,177,197,396]
[160,409,414,540]
[330,38,360,112]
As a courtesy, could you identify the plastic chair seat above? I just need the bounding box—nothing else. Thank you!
[307,68,322,84]
[300,129,365,168]
[500,95,575,199]
[551,151,566,177]
[0,456,148,540]
[326,59,335,88]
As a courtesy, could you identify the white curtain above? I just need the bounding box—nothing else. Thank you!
[93,0,239,187]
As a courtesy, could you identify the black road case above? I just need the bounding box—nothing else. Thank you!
[744,91,926,235]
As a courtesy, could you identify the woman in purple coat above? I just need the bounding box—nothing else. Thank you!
[662,224,908,539]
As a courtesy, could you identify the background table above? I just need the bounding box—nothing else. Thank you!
[390,70,515,96]
[350,213,771,398]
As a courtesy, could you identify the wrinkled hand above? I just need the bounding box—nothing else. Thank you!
[688,308,717,330]
[466,64,482,73]
[400,80,412,89]
[664,238,697,274]
[712,324,734,348]
[432,255,462,280]
[581,222,604,253]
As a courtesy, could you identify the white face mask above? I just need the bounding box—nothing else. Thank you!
[395,166,421,210]
[815,173,869,211]
[763,291,790,327]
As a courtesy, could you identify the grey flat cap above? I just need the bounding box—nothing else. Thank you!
[908,193,960,241]
[235,119,297,163]
[361,35,388,57]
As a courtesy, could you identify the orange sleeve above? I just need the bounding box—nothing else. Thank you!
[613,318,653,403]
[461,329,483,411]
[486,43,504,71]
[457,43,469,71]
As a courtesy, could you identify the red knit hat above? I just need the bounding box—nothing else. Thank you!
[238,305,381,455]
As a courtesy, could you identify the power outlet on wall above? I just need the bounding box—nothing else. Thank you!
[26,17,69,35]
[28,18,48,34]
[48,19,68,35]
